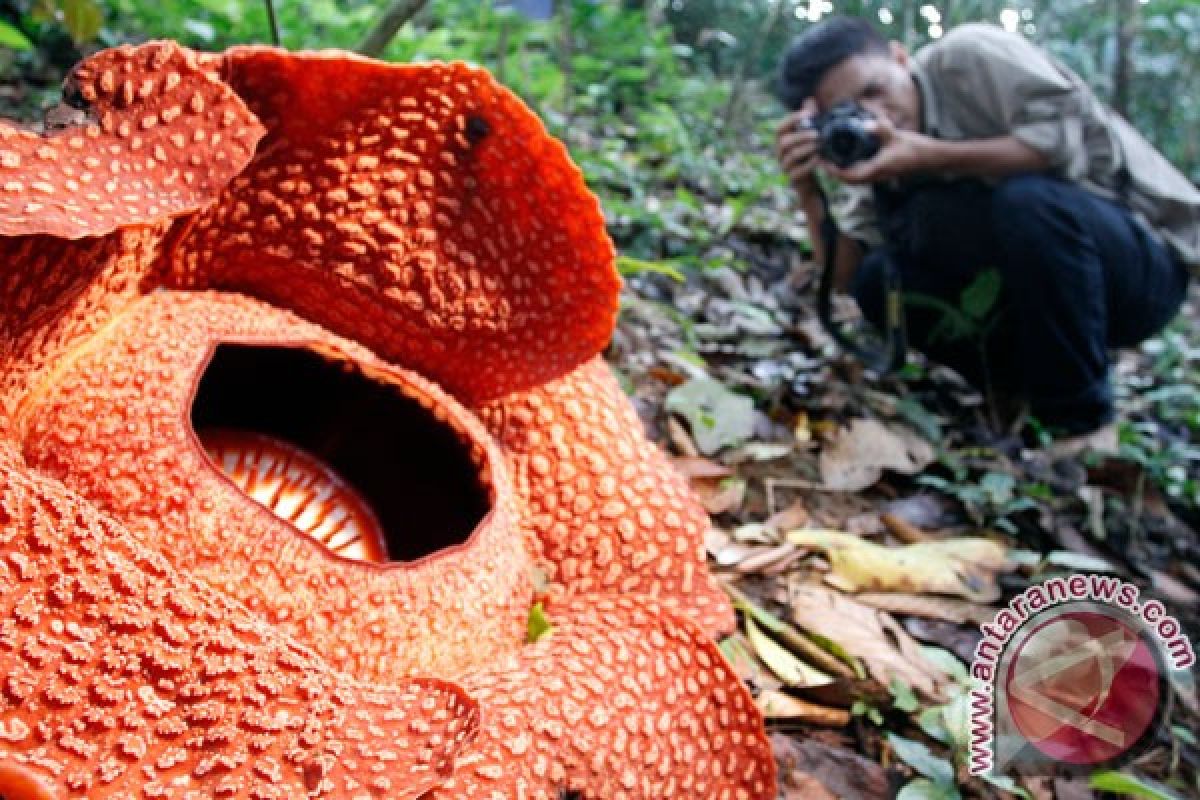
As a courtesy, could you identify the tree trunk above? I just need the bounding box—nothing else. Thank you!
[722,0,786,130]
[1113,0,1138,119]
[356,0,432,58]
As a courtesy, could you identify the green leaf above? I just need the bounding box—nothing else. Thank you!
[60,0,104,44]
[1088,771,1182,800]
[917,705,951,745]
[1173,725,1198,746]
[616,255,686,283]
[887,733,955,786]
[960,268,1002,321]
[0,19,33,50]
[896,778,961,800]
[890,677,920,713]
[918,646,970,684]
[664,378,755,456]
[526,602,553,644]
[852,699,884,726]
[983,773,1032,799]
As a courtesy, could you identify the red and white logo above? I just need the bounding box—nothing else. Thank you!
[1004,610,1160,766]
[968,575,1193,777]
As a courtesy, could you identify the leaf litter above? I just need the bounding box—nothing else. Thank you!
[608,255,1200,798]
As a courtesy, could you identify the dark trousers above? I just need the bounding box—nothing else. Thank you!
[851,174,1190,434]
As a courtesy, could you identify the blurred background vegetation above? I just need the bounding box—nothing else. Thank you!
[2,0,1197,268]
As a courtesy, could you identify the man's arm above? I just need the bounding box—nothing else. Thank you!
[829,118,1051,185]
[777,104,869,292]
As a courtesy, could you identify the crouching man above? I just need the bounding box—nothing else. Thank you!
[776,16,1199,452]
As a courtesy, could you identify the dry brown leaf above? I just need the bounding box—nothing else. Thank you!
[734,543,800,574]
[666,414,700,457]
[703,527,732,559]
[789,584,951,702]
[880,512,930,544]
[693,476,747,515]
[756,690,851,727]
[671,456,733,480]
[765,500,810,534]
[854,592,997,626]
[786,529,1013,603]
[780,772,839,800]
[771,734,892,800]
[818,418,935,491]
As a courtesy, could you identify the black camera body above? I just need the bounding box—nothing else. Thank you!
[807,102,881,168]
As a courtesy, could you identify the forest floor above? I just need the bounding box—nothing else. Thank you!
[607,244,1200,799]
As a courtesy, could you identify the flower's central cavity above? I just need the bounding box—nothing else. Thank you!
[202,429,389,561]
[191,345,491,563]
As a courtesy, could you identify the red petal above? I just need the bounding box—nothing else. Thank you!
[0,454,477,798]
[0,229,168,443]
[478,357,736,636]
[167,49,620,404]
[0,42,263,239]
[428,594,776,799]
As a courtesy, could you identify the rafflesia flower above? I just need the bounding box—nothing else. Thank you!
[0,42,775,799]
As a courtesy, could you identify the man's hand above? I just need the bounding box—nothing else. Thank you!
[775,99,822,200]
[824,114,933,184]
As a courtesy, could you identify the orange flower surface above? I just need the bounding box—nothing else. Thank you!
[0,42,774,798]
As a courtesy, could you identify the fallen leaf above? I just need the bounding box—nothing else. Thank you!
[771,735,893,800]
[780,771,839,800]
[765,500,810,534]
[794,410,813,443]
[693,475,746,515]
[666,414,700,457]
[786,529,1013,602]
[854,592,996,626]
[881,512,931,544]
[665,378,756,455]
[789,585,951,701]
[745,617,835,689]
[756,690,851,726]
[902,618,983,668]
[1043,550,1117,573]
[818,418,935,491]
[895,778,961,800]
[887,733,955,786]
[526,602,553,643]
[703,527,732,558]
[733,543,800,574]
[1089,770,1183,800]
[725,441,795,463]
[671,455,733,480]
[732,522,778,545]
[719,633,781,691]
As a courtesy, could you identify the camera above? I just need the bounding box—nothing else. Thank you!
[807,102,881,168]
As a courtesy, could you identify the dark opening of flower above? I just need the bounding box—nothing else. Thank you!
[193,345,491,562]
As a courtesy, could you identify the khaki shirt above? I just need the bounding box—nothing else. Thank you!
[837,23,1200,271]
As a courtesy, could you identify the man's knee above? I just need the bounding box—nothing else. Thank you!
[991,174,1088,269]
[991,174,1066,230]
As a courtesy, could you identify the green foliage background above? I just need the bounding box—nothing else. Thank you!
[3,1,1198,240]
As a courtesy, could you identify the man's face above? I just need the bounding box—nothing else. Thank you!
[813,47,920,132]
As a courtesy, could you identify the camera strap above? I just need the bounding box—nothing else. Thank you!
[814,185,907,375]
